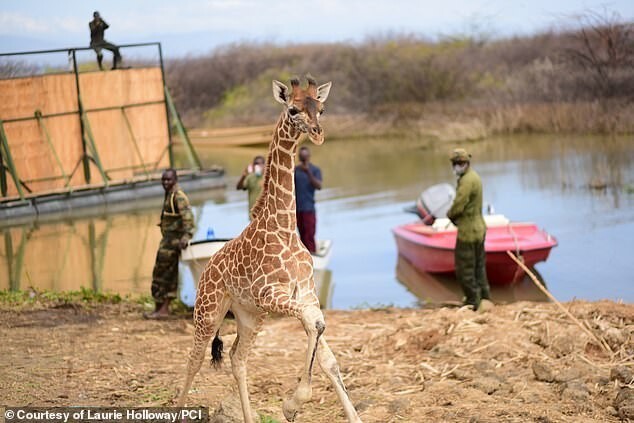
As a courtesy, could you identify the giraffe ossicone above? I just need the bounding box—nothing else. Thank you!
[176,76,363,423]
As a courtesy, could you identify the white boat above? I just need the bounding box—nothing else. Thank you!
[180,238,334,308]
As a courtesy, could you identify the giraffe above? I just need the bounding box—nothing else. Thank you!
[176,76,363,423]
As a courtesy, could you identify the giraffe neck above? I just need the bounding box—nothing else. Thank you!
[252,113,301,234]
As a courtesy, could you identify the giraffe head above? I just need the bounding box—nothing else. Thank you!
[272,76,332,145]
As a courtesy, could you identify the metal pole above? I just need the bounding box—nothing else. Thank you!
[0,134,6,197]
[0,121,25,199]
[81,112,110,186]
[157,42,174,168]
[164,87,202,170]
[0,42,162,58]
[72,49,91,183]
[35,110,70,186]
[121,108,150,177]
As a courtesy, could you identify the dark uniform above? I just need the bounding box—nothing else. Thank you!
[89,13,122,70]
[151,186,194,304]
[447,163,490,309]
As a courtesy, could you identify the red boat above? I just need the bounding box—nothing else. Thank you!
[392,215,558,285]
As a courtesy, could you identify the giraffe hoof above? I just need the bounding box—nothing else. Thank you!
[282,399,298,422]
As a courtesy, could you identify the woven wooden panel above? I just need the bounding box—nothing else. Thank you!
[0,73,77,121]
[1,68,169,197]
[2,116,84,196]
[79,68,165,110]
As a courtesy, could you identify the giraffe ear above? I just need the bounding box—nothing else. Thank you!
[316,82,332,103]
[272,80,290,104]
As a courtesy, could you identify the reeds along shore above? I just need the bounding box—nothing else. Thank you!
[315,100,634,142]
[161,11,634,135]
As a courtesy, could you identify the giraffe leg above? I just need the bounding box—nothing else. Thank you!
[317,338,363,423]
[282,303,325,422]
[229,304,266,423]
[176,297,231,407]
[258,285,324,421]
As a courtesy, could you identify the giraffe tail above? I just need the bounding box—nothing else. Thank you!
[210,331,223,369]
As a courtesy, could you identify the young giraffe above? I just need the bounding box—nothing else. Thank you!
[176,76,363,423]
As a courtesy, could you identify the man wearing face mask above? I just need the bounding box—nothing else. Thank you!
[446,148,492,311]
[237,155,266,220]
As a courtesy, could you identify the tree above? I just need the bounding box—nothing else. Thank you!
[565,10,634,99]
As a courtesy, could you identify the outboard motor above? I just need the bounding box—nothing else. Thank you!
[408,183,456,225]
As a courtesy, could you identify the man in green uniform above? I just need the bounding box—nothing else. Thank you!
[89,11,122,70]
[446,148,492,311]
[236,155,265,220]
[146,169,194,318]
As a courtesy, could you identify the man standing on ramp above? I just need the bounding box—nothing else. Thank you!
[89,11,122,70]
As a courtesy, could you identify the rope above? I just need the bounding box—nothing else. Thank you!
[506,251,613,355]
[507,223,521,258]
[506,223,525,283]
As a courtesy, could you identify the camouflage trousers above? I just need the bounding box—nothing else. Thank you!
[455,238,490,309]
[151,237,181,303]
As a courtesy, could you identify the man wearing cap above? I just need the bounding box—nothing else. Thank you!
[446,148,492,311]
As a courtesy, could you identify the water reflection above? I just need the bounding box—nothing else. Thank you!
[0,189,226,297]
[395,255,550,306]
[0,214,158,295]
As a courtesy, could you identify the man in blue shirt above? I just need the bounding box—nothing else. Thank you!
[294,146,322,253]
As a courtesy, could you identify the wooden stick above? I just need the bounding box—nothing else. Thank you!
[505,250,613,355]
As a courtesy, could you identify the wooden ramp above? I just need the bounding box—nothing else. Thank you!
[0,67,170,199]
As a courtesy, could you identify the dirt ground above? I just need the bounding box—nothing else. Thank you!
[1,299,634,422]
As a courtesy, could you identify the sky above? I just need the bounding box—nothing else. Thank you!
[1,0,633,58]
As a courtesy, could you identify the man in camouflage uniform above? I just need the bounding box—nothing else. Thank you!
[146,169,194,318]
[446,148,492,311]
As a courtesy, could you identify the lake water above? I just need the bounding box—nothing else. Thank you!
[1,134,633,308]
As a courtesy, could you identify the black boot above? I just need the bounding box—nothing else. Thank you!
[112,52,122,70]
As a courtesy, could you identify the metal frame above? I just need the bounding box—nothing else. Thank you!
[0,121,25,199]
[0,42,204,201]
[164,87,202,170]
[0,42,163,58]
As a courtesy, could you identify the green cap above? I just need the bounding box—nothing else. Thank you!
[450,148,471,162]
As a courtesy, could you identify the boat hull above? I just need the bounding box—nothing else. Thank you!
[393,222,556,285]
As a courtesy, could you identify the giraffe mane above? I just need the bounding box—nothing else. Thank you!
[249,113,283,219]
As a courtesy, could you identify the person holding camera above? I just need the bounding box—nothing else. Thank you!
[89,11,122,70]
[237,155,266,220]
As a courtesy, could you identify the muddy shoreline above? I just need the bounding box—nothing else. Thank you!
[1,300,633,422]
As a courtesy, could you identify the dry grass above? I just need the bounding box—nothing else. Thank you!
[2,299,633,421]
